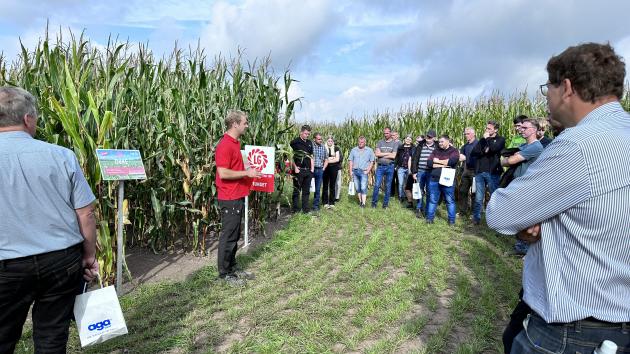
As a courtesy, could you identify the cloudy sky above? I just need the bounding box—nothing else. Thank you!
[1,0,630,122]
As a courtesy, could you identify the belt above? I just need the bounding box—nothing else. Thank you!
[378,163,394,166]
[315,166,323,169]
[533,313,630,329]
[0,243,82,266]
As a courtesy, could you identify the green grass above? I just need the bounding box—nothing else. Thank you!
[17,193,522,353]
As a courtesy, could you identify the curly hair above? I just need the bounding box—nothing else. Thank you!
[547,42,625,103]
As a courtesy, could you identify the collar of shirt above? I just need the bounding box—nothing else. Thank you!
[0,131,32,140]
[222,133,240,145]
[576,101,622,127]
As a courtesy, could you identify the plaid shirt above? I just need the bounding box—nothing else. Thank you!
[313,143,327,168]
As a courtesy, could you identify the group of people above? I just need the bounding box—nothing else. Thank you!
[298,115,556,232]
[2,42,628,354]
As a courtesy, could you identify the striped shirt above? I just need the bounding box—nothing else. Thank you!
[486,101,630,323]
[417,143,435,171]
[313,143,327,168]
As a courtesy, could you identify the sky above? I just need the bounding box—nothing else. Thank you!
[1,0,630,123]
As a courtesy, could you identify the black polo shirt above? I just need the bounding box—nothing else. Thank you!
[290,137,313,168]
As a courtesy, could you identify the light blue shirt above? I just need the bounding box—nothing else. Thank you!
[348,146,375,171]
[0,131,96,259]
[487,102,630,323]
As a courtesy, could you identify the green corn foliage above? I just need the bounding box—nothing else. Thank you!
[1,30,297,283]
[312,90,630,183]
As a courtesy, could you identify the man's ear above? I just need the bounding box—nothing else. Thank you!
[561,78,575,100]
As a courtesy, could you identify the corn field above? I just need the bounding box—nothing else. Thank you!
[313,91,630,184]
[3,30,629,283]
[0,30,298,282]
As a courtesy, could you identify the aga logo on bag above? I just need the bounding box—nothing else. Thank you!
[88,319,112,331]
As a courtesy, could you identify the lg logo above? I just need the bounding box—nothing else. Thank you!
[88,319,112,331]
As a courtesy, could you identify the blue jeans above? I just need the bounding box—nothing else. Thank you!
[312,167,324,209]
[372,164,395,207]
[511,313,630,353]
[473,172,500,222]
[426,180,456,223]
[415,170,431,213]
[397,167,408,199]
[352,168,369,195]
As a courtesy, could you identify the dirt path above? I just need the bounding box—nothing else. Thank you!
[120,211,292,295]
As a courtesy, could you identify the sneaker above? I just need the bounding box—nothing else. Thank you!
[382,205,388,209]
[234,270,255,280]
[371,204,377,208]
[425,219,434,224]
[329,204,335,209]
[360,203,365,208]
[416,209,424,219]
[219,275,246,287]
[323,204,330,209]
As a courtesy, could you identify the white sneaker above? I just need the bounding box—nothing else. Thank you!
[323,204,330,209]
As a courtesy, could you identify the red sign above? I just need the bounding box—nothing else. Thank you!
[251,174,274,193]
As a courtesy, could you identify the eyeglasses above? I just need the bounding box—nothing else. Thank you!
[540,83,551,96]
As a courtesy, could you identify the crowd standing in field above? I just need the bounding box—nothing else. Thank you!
[2,41,628,354]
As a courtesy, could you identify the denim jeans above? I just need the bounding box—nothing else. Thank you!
[415,170,431,213]
[372,164,395,207]
[426,180,456,223]
[0,244,83,354]
[473,172,500,222]
[397,167,409,200]
[312,167,324,210]
[352,168,369,195]
[511,313,630,354]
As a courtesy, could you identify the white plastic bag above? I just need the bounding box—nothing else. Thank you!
[348,181,356,196]
[412,183,422,199]
[310,178,315,192]
[471,176,476,194]
[74,280,128,347]
[439,168,456,187]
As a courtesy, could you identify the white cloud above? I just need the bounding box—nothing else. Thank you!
[199,0,340,69]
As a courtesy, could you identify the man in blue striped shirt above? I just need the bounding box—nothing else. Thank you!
[487,43,630,353]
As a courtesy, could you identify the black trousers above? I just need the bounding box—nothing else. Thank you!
[0,243,83,354]
[217,199,244,277]
[322,165,339,205]
[503,288,531,354]
[458,168,475,215]
[292,169,312,212]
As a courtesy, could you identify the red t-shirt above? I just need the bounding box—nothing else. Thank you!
[215,134,251,200]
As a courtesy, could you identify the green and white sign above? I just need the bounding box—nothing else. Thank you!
[96,149,147,181]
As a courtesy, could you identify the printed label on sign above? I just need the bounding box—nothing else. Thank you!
[251,174,275,193]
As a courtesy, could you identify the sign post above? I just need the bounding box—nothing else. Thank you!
[96,149,147,291]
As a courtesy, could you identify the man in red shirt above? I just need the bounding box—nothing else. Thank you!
[215,110,261,285]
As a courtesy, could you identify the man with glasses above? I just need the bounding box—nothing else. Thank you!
[488,43,630,354]
[311,133,328,212]
[500,118,544,256]
[411,129,437,218]
[470,121,505,225]
[371,127,398,208]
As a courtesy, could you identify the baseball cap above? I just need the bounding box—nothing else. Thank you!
[426,129,436,138]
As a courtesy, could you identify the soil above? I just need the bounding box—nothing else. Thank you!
[119,210,292,295]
